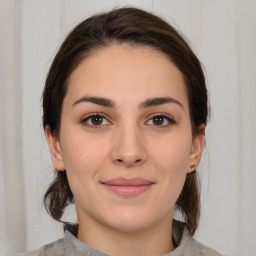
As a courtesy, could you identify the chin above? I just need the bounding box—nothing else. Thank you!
[109,220,151,233]
[103,209,156,233]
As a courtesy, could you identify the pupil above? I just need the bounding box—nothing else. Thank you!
[92,116,103,125]
[153,116,164,125]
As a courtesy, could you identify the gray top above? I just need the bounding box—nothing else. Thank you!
[13,228,222,256]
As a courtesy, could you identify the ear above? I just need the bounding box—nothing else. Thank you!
[45,125,65,171]
[188,124,205,173]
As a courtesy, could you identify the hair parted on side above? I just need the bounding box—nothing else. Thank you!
[42,7,208,246]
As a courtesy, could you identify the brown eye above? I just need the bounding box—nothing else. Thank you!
[82,114,110,127]
[91,115,104,125]
[152,116,165,125]
[146,114,175,127]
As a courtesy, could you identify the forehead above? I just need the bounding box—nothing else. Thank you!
[65,44,189,110]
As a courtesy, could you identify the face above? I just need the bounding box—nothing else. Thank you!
[46,44,204,234]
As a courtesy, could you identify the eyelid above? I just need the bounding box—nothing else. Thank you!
[81,113,112,128]
[145,113,176,126]
[80,112,175,128]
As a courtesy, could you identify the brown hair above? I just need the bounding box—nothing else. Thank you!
[43,7,208,246]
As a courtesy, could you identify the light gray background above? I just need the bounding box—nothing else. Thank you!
[1,1,256,256]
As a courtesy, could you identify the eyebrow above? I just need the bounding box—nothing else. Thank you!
[72,96,184,109]
[139,97,184,109]
[72,96,116,108]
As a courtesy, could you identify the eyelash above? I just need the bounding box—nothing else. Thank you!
[81,113,111,129]
[81,113,175,129]
[146,113,175,127]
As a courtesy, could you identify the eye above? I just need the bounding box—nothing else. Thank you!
[146,114,175,127]
[81,114,111,128]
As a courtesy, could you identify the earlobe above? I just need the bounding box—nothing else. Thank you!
[45,125,65,171]
[188,125,205,173]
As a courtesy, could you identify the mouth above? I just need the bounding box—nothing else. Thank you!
[101,178,155,197]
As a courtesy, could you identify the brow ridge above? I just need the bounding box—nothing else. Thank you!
[72,96,183,109]
[139,97,184,109]
[72,96,116,108]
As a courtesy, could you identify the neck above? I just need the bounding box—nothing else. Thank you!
[77,213,175,256]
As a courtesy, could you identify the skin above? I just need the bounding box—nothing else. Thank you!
[46,44,205,256]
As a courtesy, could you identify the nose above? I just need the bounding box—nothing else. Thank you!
[111,125,147,168]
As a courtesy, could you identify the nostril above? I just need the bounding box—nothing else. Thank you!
[115,158,142,165]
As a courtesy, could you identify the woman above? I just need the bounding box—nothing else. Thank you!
[17,7,222,256]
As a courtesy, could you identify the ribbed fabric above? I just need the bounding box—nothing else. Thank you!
[14,228,222,256]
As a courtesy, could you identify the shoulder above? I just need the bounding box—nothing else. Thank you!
[195,241,223,256]
[169,228,223,256]
[11,238,66,256]
[184,237,223,256]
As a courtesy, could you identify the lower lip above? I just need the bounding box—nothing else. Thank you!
[103,184,153,197]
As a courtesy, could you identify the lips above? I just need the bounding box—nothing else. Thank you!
[101,178,154,197]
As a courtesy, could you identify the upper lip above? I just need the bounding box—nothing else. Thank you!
[101,178,154,186]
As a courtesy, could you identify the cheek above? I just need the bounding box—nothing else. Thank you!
[60,134,110,206]
[149,134,191,201]
[60,131,109,180]
[151,134,191,172]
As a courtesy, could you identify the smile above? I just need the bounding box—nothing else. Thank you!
[101,178,155,197]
